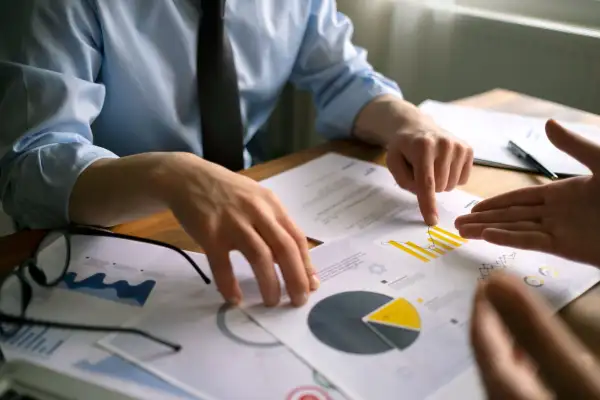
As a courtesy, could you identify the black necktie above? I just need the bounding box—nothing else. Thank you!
[196,0,245,171]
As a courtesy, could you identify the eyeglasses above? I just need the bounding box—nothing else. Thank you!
[0,225,212,358]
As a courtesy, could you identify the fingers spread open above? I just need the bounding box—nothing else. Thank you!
[546,119,600,172]
[458,221,543,239]
[472,186,546,213]
[485,274,600,399]
[481,229,552,253]
[232,223,280,307]
[456,206,545,227]
[255,215,309,307]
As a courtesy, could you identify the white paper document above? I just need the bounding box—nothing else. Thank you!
[99,252,346,400]
[419,100,600,176]
[1,234,206,400]
[244,201,600,400]
[259,152,478,243]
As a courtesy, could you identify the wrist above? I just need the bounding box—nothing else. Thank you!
[69,152,193,227]
[153,151,231,210]
[151,152,201,204]
[353,95,423,147]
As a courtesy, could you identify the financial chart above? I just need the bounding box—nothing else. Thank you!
[382,225,468,263]
[58,271,156,307]
[0,326,68,359]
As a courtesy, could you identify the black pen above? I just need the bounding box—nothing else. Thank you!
[507,140,559,181]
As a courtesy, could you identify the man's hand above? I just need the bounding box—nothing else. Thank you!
[70,151,317,308]
[353,95,473,226]
[455,120,600,267]
[163,153,319,307]
[386,117,473,226]
[471,273,600,399]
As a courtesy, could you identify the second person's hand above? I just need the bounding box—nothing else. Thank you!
[162,153,319,307]
[471,273,600,399]
[455,120,600,267]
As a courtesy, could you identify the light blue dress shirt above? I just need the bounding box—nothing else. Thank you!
[0,0,403,229]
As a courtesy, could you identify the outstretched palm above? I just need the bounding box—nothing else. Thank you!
[455,120,600,267]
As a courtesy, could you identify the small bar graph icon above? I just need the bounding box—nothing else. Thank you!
[386,226,468,263]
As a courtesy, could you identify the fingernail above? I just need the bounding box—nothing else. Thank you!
[265,301,278,308]
[228,296,240,305]
[309,270,320,291]
[292,292,308,307]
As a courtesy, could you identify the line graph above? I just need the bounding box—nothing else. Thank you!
[58,272,156,307]
[383,226,468,263]
[478,252,516,281]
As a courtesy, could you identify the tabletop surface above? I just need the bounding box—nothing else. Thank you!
[4,88,600,355]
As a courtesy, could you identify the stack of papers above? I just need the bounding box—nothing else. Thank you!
[419,100,600,176]
[93,154,598,400]
[1,235,200,399]
[10,154,599,399]
[258,153,477,242]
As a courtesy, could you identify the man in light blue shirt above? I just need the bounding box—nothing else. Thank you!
[0,0,473,306]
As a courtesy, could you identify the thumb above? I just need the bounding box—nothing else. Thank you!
[546,119,600,171]
[485,273,600,399]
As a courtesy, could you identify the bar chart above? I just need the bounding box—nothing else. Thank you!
[383,226,468,263]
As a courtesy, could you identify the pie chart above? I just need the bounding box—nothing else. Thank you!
[307,291,421,355]
[363,297,421,350]
[524,275,544,287]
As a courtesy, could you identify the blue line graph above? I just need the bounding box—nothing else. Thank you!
[58,272,156,307]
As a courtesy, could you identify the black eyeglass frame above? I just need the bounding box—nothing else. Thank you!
[0,225,212,358]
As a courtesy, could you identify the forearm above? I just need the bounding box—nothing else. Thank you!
[68,152,185,227]
[352,94,423,147]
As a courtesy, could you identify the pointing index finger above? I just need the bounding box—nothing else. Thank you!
[414,142,437,225]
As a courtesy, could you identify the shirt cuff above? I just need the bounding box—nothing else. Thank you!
[315,72,404,140]
[4,143,118,229]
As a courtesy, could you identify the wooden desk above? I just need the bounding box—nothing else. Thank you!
[5,89,600,354]
[112,88,600,355]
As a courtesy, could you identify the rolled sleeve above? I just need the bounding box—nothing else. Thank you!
[3,142,117,230]
[0,0,117,229]
[290,0,403,139]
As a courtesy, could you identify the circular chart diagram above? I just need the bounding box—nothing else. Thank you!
[524,275,544,287]
[216,304,282,348]
[307,291,421,355]
[286,386,332,400]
